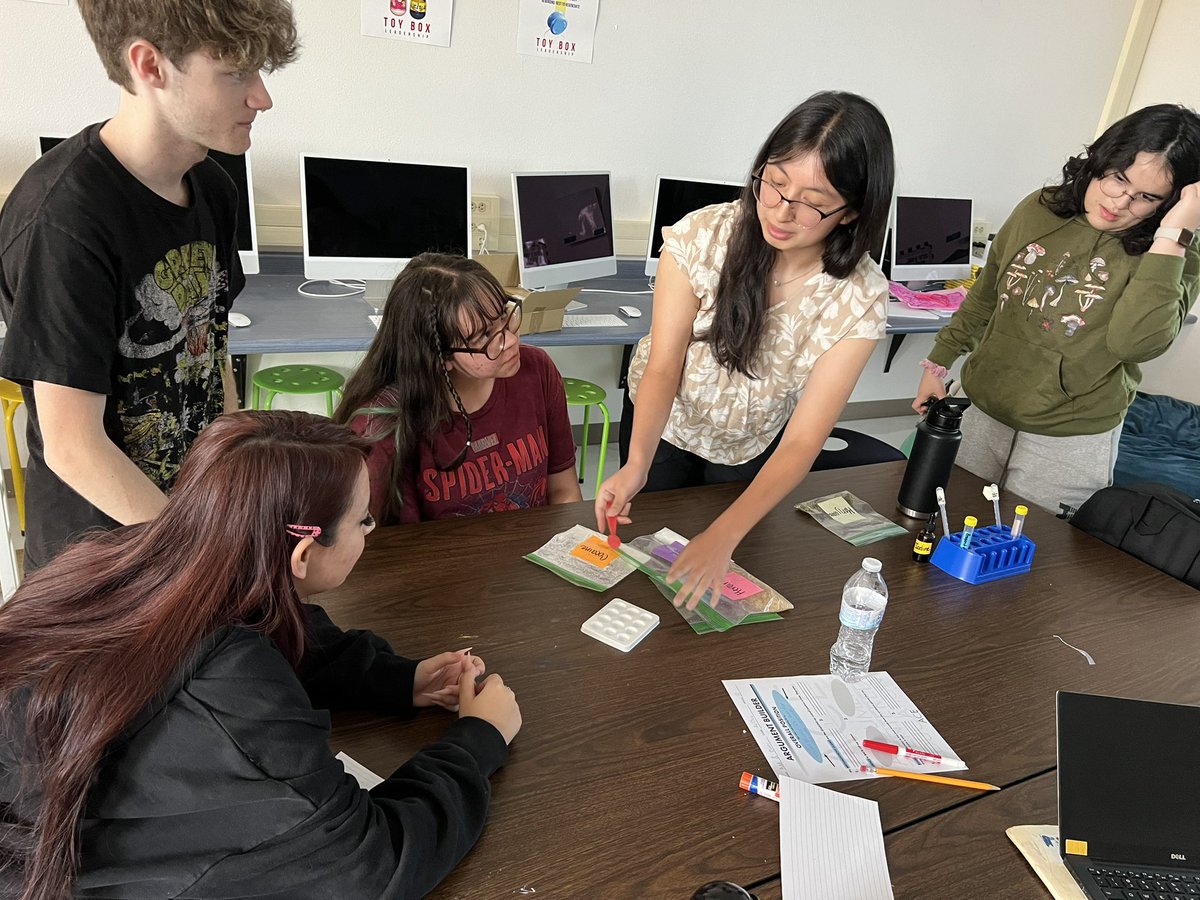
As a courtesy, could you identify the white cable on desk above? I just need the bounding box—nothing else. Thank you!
[297,279,366,298]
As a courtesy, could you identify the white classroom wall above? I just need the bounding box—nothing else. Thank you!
[0,1,1137,422]
[1122,0,1200,406]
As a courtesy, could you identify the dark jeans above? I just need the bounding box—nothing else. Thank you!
[619,392,783,492]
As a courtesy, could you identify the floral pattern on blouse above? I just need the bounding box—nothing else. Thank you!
[627,202,887,465]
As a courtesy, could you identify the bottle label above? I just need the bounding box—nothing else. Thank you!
[913,538,932,556]
[839,596,884,630]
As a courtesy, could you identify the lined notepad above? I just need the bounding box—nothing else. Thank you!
[779,776,893,899]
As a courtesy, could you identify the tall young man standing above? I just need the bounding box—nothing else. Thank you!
[0,0,299,569]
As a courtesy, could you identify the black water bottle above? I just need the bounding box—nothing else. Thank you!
[897,397,970,519]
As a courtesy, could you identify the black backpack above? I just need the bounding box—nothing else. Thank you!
[1071,482,1200,590]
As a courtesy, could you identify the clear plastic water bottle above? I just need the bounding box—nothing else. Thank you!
[829,558,888,682]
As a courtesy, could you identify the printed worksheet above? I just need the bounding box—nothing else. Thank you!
[723,672,965,784]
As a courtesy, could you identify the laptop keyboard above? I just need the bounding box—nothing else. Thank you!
[1086,865,1200,899]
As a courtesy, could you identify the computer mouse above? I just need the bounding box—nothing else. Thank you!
[228,312,252,327]
[618,305,642,318]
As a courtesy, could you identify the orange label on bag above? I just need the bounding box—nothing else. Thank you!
[570,536,618,568]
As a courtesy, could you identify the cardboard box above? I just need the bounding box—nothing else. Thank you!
[476,253,581,335]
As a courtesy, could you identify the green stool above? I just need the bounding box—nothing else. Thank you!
[900,428,917,458]
[562,377,610,491]
[251,365,345,416]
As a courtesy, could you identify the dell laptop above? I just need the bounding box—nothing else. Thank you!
[1057,691,1200,899]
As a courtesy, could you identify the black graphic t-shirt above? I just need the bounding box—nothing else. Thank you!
[0,123,244,567]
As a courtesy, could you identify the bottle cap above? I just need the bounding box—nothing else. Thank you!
[964,516,978,526]
[925,397,967,431]
[862,558,882,573]
[1015,505,1028,515]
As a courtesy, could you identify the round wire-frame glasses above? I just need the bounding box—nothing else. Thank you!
[1097,171,1165,217]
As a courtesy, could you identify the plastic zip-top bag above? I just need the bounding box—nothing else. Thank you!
[618,528,792,633]
[795,491,908,546]
[525,524,638,592]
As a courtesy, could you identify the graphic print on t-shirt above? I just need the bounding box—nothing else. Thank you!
[115,240,227,487]
[419,424,551,515]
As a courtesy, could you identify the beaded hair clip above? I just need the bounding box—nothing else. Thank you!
[285,524,322,539]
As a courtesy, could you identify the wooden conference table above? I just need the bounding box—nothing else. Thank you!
[318,462,1200,899]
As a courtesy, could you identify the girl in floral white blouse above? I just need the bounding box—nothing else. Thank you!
[595,91,895,609]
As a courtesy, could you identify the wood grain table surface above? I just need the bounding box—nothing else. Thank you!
[316,461,1200,899]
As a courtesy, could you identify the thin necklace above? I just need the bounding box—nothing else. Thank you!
[771,259,822,289]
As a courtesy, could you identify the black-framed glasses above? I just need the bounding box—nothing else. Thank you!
[1097,171,1165,217]
[751,173,847,228]
[444,298,523,360]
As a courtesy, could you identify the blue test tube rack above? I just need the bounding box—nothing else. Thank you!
[929,523,1036,584]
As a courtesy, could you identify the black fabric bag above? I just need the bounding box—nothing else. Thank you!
[1071,482,1200,590]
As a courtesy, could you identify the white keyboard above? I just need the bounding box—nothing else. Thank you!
[563,314,627,328]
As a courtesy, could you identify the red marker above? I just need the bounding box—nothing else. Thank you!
[861,739,962,767]
[606,515,621,549]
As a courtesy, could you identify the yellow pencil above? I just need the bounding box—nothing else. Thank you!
[860,765,999,791]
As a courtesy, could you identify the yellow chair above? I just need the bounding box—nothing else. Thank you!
[0,379,26,533]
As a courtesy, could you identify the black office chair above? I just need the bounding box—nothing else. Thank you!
[810,427,907,471]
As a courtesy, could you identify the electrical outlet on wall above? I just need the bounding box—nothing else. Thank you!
[471,194,501,251]
[972,218,992,246]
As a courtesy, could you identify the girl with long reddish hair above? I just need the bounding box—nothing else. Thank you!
[0,411,522,899]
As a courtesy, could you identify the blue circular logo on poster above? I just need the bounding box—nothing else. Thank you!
[547,11,568,34]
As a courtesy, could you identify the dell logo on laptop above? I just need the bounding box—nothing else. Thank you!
[1171,853,1187,861]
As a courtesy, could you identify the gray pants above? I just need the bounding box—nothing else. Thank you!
[955,404,1121,515]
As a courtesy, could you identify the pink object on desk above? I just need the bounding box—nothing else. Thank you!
[889,281,966,311]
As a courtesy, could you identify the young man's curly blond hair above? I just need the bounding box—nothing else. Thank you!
[76,0,299,92]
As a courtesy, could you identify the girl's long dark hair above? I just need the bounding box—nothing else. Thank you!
[0,411,368,900]
[333,253,511,522]
[1041,103,1200,255]
[709,91,895,377]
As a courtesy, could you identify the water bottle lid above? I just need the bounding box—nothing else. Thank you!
[925,396,968,431]
[861,558,882,573]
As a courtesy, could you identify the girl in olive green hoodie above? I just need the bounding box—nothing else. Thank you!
[912,104,1200,514]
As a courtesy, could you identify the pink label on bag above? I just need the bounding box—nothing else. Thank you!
[722,573,764,602]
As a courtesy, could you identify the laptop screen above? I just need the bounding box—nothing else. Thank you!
[1058,691,1200,868]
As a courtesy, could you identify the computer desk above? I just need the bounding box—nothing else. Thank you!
[314,461,1200,899]
[226,256,949,396]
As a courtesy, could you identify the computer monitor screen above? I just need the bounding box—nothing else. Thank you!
[512,171,616,289]
[39,137,260,275]
[208,150,260,275]
[38,135,65,156]
[301,154,471,288]
[644,176,743,277]
[890,196,973,282]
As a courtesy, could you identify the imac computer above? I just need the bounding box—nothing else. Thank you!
[512,171,616,289]
[39,136,261,275]
[301,154,471,302]
[890,196,973,283]
[208,149,260,275]
[644,175,743,277]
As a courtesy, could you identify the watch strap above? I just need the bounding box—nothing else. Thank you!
[1154,226,1196,247]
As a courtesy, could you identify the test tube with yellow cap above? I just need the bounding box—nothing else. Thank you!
[959,515,977,549]
[1010,505,1028,539]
